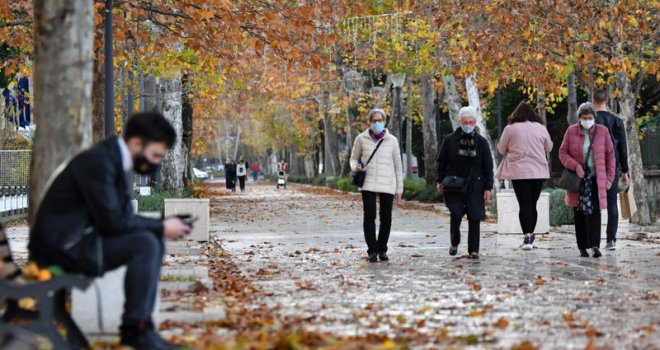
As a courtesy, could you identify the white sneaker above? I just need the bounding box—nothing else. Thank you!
[522,235,534,250]
[606,241,616,250]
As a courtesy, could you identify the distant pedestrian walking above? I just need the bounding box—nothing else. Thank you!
[496,102,553,250]
[251,160,260,182]
[437,106,494,259]
[237,156,248,192]
[225,159,237,192]
[350,108,403,263]
[559,102,615,258]
[593,89,629,251]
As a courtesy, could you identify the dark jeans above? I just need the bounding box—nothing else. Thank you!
[574,180,601,250]
[450,212,480,253]
[238,176,246,191]
[511,179,545,234]
[605,173,620,242]
[102,231,164,326]
[361,191,394,255]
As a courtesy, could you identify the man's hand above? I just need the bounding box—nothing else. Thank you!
[606,181,612,190]
[395,193,402,204]
[163,218,191,240]
[622,172,629,185]
[575,165,585,178]
[484,190,492,203]
[437,183,443,193]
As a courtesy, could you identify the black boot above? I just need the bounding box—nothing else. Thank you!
[120,321,182,350]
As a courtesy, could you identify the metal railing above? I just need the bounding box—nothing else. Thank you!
[0,150,31,220]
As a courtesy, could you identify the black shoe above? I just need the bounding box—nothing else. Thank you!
[449,246,458,256]
[580,249,589,257]
[121,321,182,350]
[467,252,479,259]
[378,253,389,261]
[592,248,602,258]
[368,253,378,262]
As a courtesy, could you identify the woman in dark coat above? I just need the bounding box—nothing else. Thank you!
[225,159,237,191]
[437,106,494,259]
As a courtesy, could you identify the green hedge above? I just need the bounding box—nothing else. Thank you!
[136,188,193,214]
[336,177,358,192]
[548,188,574,226]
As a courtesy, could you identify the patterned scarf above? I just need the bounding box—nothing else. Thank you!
[369,129,386,141]
[578,163,595,214]
[458,130,477,157]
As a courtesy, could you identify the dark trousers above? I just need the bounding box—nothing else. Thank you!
[238,176,246,191]
[361,191,394,255]
[574,180,601,250]
[102,231,164,326]
[605,173,620,242]
[511,179,545,234]
[450,213,480,253]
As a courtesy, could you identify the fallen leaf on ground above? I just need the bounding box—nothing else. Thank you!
[493,317,509,329]
[511,341,538,350]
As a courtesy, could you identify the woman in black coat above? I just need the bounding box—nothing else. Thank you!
[225,159,237,191]
[436,106,494,259]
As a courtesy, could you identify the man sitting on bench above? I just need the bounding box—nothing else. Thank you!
[28,112,191,350]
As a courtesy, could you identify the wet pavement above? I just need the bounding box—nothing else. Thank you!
[213,183,660,349]
[4,181,659,349]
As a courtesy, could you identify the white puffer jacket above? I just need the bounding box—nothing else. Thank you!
[350,130,403,195]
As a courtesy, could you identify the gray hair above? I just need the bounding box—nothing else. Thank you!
[577,102,596,118]
[459,106,478,120]
[367,108,387,122]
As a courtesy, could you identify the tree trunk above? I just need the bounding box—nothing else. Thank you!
[567,73,578,125]
[536,86,547,124]
[181,74,193,187]
[158,77,184,195]
[465,75,499,192]
[442,75,462,130]
[405,79,413,178]
[421,74,438,184]
[322,91,340,176]
[615,72,651,225]
[29,0,94,223]
[340,102,353,177]
[92,48,105,143]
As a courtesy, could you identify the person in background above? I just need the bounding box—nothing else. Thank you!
[251,160,260,182]
[350,108,403,263]
[437,106,494,260]
[559,102,615,258]
[225,159,237,192]
[593,89,629,250]
[496,102,553,250]
[236,156,248,192]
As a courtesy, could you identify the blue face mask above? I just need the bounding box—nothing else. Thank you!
[460,125,475,134]
[371,122,385,134]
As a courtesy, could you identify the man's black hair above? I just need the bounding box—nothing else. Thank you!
[123,111,177,148]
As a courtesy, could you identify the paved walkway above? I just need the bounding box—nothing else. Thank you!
[4,182,659,349]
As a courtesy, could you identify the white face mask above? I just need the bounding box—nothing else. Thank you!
[581,119,595,129]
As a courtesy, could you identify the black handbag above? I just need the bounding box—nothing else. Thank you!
[352,139,384,187]
[441,175,469,193]
[558,126,596,192]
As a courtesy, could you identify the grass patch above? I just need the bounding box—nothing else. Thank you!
[160,274,197,282]
[136,188,194,214]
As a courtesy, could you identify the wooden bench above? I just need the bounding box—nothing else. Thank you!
[0,224,91,350]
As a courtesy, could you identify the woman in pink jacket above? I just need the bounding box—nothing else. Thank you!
[496,102,553,250]
[559,102,615,258]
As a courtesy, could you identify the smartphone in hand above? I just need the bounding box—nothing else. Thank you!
[175,214,198,229]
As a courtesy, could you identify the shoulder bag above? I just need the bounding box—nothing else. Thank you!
[352,138,384,187]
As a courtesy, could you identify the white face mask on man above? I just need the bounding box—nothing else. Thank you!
[580,119,595,129]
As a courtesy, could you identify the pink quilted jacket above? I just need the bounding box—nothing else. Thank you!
[558,124,615,209]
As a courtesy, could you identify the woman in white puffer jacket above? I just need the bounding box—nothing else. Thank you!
[350,108,404,263]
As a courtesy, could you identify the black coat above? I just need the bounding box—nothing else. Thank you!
[436,129,494,220]
[28,137,163,276]
[596,111,629,174]
[225,163,237,188]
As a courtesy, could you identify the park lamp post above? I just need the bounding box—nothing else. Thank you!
[391,73,406,165]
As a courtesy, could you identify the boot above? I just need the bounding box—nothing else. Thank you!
[120,321,182,350]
